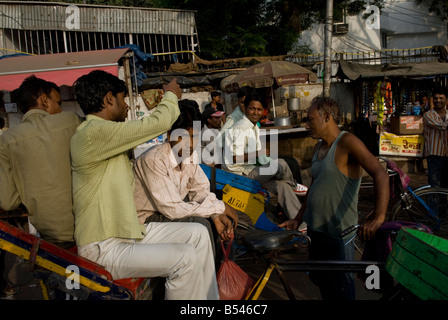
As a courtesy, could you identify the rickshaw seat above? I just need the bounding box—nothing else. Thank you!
[0,219,151,300]
[243,229,310,253]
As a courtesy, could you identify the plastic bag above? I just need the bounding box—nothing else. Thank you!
[217,236,254,300]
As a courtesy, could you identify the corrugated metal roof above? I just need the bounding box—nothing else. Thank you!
[0,1,196,35]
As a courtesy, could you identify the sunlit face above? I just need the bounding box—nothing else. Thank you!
[44,89,62,114]
[169,127,199,161]
[433,94,447,110]
[244,100,264,124]
[112,92,129,122]
[305,105,326,139]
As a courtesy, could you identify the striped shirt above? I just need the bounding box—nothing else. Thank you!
[423,109,448,157]
[133,142,225,224]
[71,92,180,246]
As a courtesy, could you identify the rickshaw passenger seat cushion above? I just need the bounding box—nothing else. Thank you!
[243,229,304,252]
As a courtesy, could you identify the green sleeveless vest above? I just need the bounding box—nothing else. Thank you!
[303,131,361,239]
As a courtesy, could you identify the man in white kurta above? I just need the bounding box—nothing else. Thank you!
[223,92,301,220]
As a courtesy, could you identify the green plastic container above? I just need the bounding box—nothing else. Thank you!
[386,228,448,300]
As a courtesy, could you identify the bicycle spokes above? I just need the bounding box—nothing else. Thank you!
[406,187,441,228]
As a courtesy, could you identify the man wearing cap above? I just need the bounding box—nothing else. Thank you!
[201,108,225,166]
[202,108,225,130]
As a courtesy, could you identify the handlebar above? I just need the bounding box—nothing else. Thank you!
[378,156,398,176]
[340,224,360,238]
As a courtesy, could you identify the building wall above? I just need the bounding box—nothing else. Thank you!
[295,0,447,55]
[381,0,447,49]
[298,15,381,54]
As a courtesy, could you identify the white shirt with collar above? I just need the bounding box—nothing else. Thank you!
[223,115,270,175]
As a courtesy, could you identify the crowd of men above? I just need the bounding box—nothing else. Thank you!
[0,70,445,300]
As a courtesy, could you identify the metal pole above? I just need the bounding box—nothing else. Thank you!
[323,0,334,97]
[63,31,68,53]
[271,86,276,118]
[123,52,136,120]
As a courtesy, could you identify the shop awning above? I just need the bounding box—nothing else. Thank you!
[0,48,130,92]
[338,59,448,81]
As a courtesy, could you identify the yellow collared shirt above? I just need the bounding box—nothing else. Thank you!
[71,92,180,246]
[0,109,82,243]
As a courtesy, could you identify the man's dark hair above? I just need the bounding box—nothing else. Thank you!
[310,96,341,124]
[433,87,448,97]
[73,70,127,115]
[211,91,221,98]
[243,91,265,108]
[14,75,59,114]
[237,86,254,99]
[171,99,201,131]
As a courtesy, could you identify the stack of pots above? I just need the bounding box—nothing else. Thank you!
[273,97,300,127]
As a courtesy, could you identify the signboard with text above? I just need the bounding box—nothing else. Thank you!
[379,132,424,158]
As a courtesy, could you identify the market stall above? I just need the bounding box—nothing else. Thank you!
[337,59,448,158]
[227,60,318,127]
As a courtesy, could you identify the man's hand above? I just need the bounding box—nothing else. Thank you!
[278,219,299,230]
[213,214,234,241]
[223,203,238,227]
[358,217,385,241]
[163,78,182,99]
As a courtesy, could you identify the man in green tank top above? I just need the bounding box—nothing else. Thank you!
[280,96,389,300]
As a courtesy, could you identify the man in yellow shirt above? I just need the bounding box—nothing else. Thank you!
[71,70,218,300]
[0,75,82,247]
[0,75,82,297]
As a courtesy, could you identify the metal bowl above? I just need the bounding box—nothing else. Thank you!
[274,116,291,127]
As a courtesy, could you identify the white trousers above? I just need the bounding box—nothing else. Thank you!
[78,222,219,300]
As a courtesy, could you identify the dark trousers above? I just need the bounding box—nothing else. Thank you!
[307,229,355,300]
[427,155,448,188]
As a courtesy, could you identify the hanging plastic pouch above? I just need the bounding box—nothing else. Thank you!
[216,235,254,300]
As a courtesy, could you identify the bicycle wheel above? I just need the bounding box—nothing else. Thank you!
[390,187,448,239]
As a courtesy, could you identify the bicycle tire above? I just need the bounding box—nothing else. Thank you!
[390,187,448,239]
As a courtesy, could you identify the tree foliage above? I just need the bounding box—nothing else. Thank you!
[151,0,384,60]
[416,0,448,21]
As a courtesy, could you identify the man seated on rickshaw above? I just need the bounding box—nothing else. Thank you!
[0,76,82,248]
[71,71,219,300]
[133,99,238,257]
